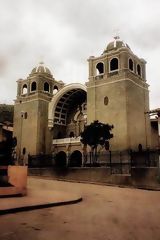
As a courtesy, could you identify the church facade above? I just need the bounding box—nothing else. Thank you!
[13,37,158,163]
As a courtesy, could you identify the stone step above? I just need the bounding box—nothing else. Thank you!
[0,186,26,197]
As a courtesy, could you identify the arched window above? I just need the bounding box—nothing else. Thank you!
[22,147,26,155]
[44,82,49,92]
[96,62,104,75]
[137,64,141,76]
[110,58,118,71]
[22,84,27,94]
[53,85,58,95]
[57,131,62,139]
[69,131,74,138]
[129,58,134,71]
[31,82,37,91]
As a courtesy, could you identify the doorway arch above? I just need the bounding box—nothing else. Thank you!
[69,150,82,167]
[55,151,67,167]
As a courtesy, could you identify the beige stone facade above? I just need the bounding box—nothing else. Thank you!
[87,38,151,151]
[14,63,64,160]
[13,38,159,163]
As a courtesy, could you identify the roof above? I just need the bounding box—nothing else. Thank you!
[31,62,52,76]
[103,36,130,54]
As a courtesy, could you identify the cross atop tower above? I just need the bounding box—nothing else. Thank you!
[113,28,120,40]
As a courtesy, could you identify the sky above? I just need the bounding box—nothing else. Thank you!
[0,0,159,109]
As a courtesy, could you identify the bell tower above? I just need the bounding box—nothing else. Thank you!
[14,62,64,160]
[87,36,151,151]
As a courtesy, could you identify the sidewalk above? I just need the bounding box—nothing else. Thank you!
[0,185,82,215]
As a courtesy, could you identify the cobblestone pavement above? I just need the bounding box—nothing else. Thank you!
[0,177,160,240]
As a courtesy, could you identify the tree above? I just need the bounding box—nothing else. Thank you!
[80,120,114,165]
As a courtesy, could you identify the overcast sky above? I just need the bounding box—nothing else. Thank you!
[0,0,160,109]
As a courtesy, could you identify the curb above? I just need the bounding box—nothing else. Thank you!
[0,197,82,215]
[30,175,160,191]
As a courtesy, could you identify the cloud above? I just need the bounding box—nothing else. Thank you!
[0,0,159,108]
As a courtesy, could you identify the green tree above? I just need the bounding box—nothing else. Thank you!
[80,120,114,165]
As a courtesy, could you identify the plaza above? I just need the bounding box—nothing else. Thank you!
[0,177,160,240]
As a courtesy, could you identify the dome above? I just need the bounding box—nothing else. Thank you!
[31,62,52,75]
[103,36,130,54]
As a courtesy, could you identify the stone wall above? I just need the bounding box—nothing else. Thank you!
[29,167,160,189]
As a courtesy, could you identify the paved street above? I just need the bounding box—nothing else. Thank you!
[0,177,160,240]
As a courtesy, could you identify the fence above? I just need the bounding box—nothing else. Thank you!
[130,150,159,167]
[83,151,131,174]
[28,154,53,168]
[28,149,159,173]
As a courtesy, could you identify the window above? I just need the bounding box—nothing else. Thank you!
[137,64,141,76]
[96,62,104,75]
[110,58,118,71]
[57,131,62,139]
[22,147,26,155]
[44,82,49,92]
[104,96,109,105]
[69,132,74,138]
[53,85,58,95]
[22,84,27,94]
[21,111,27,119]
[129,58,133,71]
[83,104,87,110]
[31,82,37,91]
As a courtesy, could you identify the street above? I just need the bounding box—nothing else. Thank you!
[0,177,160,240]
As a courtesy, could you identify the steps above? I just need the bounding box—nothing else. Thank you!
[0,186,25,197]
[0,165,27,197]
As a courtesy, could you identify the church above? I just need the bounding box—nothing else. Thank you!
[13,37,159,165]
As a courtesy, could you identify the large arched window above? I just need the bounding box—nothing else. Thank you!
[137,64,141,76]
[129,58,134,71]
[44,82,49,92]
[96,62,104,75]
[110,58,118,71]
[22,84,27,94]
[31,82,37,91]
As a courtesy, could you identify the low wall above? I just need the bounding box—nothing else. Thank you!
[0,166,28,197]
[29,167,160,189]
[8,166,28,190]
[131,167,159,188]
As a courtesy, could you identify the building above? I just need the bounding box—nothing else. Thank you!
[0,104,13,143]
[13,37,159,164]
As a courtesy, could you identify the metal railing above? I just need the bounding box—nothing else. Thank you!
[28,150,159,174]
[53,137,81,145]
